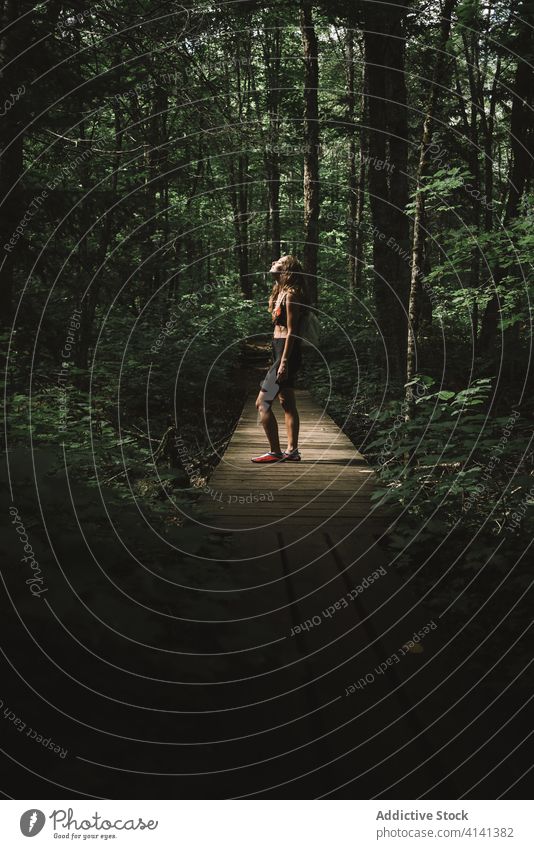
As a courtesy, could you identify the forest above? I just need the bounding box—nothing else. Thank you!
[1,0,533,799]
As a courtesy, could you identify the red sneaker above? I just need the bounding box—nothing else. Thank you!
[251,451,284,463]
[282,449,301,462]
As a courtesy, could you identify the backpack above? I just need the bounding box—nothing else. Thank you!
[299,307,321,349]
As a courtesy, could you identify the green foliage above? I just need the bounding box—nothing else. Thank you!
[365,376,533,562]
[3,0,533,677]
[5,282,265,558]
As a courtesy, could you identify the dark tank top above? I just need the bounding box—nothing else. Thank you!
[273,292,302,329]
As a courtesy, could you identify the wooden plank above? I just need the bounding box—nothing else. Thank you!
[179,388,457,795]
[199,383,392,528]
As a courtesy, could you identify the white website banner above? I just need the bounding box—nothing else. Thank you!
[0,800,531,848]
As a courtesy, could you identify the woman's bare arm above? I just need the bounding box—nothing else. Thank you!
[276,292,300,379]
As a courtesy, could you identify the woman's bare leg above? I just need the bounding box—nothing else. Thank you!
[278,388,299,451]
[255,391,282,454]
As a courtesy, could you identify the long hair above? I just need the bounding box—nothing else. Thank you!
[268,255,309,319]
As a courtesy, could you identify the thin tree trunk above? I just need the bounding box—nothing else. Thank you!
[300,2,320,305]
[264,17,282,262]
[266,158,281,263]
[346,28,358,292]
[354,59,367,293]
[406,0,457,419]
[229,36,252,298]
[229,153,252,299]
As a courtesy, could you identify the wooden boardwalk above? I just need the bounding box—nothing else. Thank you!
[201,390,390,531]
[180,390,463,798]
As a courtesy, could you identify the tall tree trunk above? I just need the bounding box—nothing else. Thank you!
[152,80,169,296]
[300,2,320,305]
[354,58,367,294]
[266,153,281,264]
[479,41,501,233]
[228,35,252,298]
[264,17,283,262]
[74,107,93,379]
[346,28,358,292]
[463,30,482,344]
[229,153,252,299]
[346,33,368,295]
[363,4,410,376]
[406,0,456,418]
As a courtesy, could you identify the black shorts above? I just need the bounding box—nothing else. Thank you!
[259,337,302,402]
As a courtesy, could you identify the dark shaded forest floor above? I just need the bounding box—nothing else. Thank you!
[1,341,532,799]
[301,357,533,726]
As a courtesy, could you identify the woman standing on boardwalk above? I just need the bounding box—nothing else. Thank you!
[252,255,308,464]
